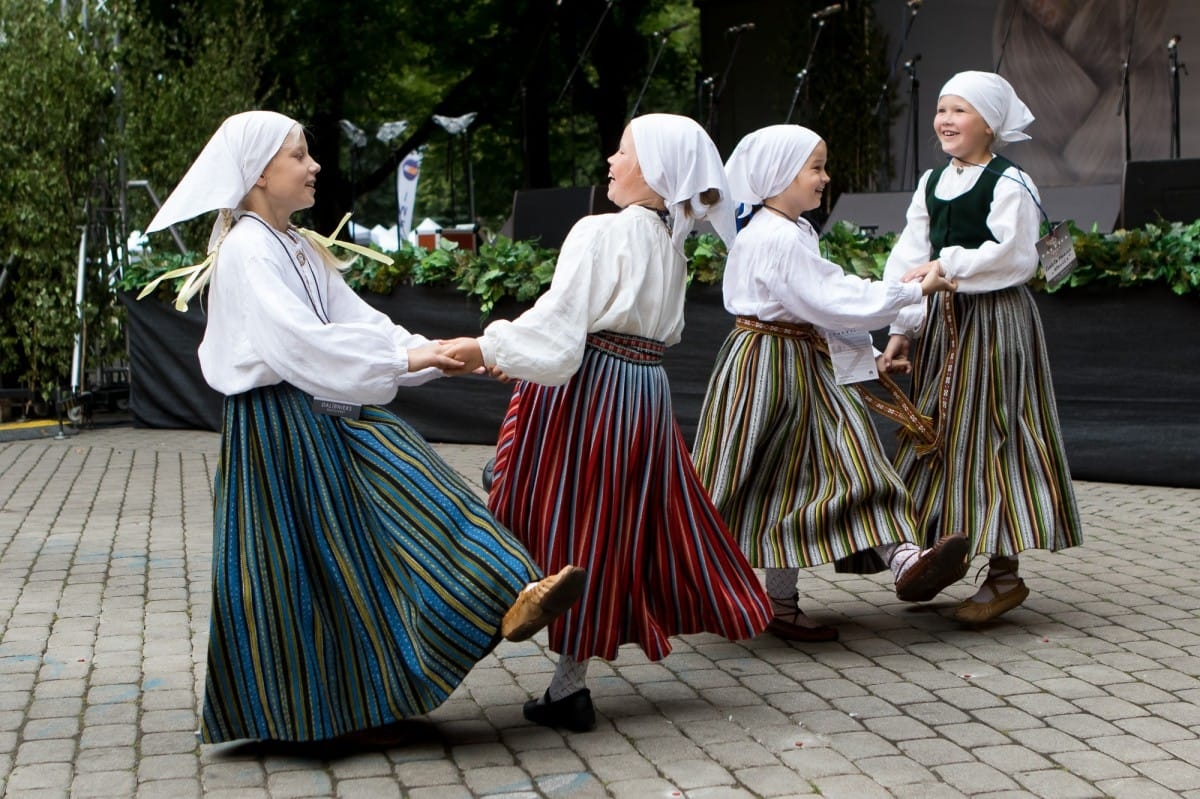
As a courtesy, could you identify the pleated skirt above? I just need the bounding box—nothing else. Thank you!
[487,332,772,662]
[201,384,540,743]
[692,326,918,572]
[894,287,1084,556]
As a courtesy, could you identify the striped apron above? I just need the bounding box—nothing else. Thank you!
[201,384,540,743]
[488,331,772,662]
[693,317,918,572]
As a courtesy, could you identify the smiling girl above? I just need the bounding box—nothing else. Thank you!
[880,72,1083,624]
[445,113,773,732]
[142,110,586,746]
[691,125,967,644]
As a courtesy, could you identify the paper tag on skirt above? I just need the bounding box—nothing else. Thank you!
[824,328,878,385]
[312,397,362,419]
[1037,222,1078,288]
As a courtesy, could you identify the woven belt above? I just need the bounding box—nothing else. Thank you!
[586,331,665,364]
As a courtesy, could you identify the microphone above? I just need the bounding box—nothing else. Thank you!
[904,54,922,71]
[1168,34,1182,50]
[653,21,690,37]
[812,3,842,20]
[907,0,922,9]
[726,22,756,34]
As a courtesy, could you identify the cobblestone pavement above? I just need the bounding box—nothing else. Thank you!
[2,426,1199,798]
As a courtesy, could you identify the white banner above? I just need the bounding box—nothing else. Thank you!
[396,149,425,240]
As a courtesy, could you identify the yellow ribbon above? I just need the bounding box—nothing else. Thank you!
[136,213,393,312]
[297,212,395,266]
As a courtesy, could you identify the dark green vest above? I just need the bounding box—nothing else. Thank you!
[924,154,1014,259]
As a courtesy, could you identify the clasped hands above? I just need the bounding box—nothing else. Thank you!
[407,337,512,380]
[878,260,957,375]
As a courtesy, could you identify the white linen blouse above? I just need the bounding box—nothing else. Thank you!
[883,161,1042,336]
[198,212,439,404]
[722,210,922,332]
[477,205,685,386]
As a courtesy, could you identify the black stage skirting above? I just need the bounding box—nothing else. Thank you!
[123,286,1200,489]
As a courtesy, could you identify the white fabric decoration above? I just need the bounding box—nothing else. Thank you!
[939,71,1034,146]
[630,113,737,250]
[724,124,822,218]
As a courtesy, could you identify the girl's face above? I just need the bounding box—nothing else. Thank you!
[772,140,830,216]
[606,126,661,209]
[257,125,321,215]
[934,95,994,164]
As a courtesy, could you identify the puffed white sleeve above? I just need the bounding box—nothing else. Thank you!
[477,217,613,386]
[324,271,443,387]
[224,239,428,403]
[883,170,934,336]
[771,239,922,331]
[936,168,1041,292]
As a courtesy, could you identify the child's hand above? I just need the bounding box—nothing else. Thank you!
[880,334,912,374]
[408,341,465,373]
[919,262,957,295]
[439,337,486,375]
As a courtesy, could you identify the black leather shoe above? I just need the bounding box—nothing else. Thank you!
[523,689,595,732]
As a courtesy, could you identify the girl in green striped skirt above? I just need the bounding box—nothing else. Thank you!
[880,72,1084,624]
[142,111,585,744]
[693,124,970,644]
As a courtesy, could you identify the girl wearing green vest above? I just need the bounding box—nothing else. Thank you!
[880,71,1084,624]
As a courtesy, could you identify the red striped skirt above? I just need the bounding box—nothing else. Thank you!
[488,331,772,661]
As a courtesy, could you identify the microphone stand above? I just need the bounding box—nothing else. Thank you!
[1169,38,1184,158]
[706,28,750,143]
[904,55,921,190]
[1117,0,1141,163]
[994,0,1019,73]
[556,0,614,106]
[871,2,921,188]
[630,28,683,120]
[784,17,831,124]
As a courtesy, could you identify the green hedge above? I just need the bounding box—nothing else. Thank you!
[119,218,1200,316]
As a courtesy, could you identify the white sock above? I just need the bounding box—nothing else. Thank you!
[763,567,800,602]
[887,542,921,582]
[546,653,589,702]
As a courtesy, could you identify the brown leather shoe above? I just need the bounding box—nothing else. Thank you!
[951,577,1029,624]
[501,565,586,642]
[764,597,839,642]
[894,533,970,602]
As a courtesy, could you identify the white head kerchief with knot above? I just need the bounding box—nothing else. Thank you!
[724,124,823,220]
[147,110,298,245]
[939,71,1034,146]
[629,113,737,251]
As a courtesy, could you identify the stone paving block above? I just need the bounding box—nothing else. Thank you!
[1133,758,1200,792]
[1095,776,1193,799]
[811,772,896,799]
[532,771,608,798]
[135,776,203,799]
[579,751,657,783]
[69,769,137,797]
[733,764,817,796]
[334,777,405,798]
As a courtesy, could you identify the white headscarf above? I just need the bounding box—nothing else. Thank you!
[146,110,299,248]
[629,113,737,250]
[724,124,823,218]
[939,71,1034,146]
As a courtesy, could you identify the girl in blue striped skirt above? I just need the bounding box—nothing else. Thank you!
[141,111,585,744]
[445,114,773,733]
[881,72,1084,624]
[692,125,970,644]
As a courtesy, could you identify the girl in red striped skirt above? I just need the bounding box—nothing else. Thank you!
[881,72,1084,624]
[446,114,772,732]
